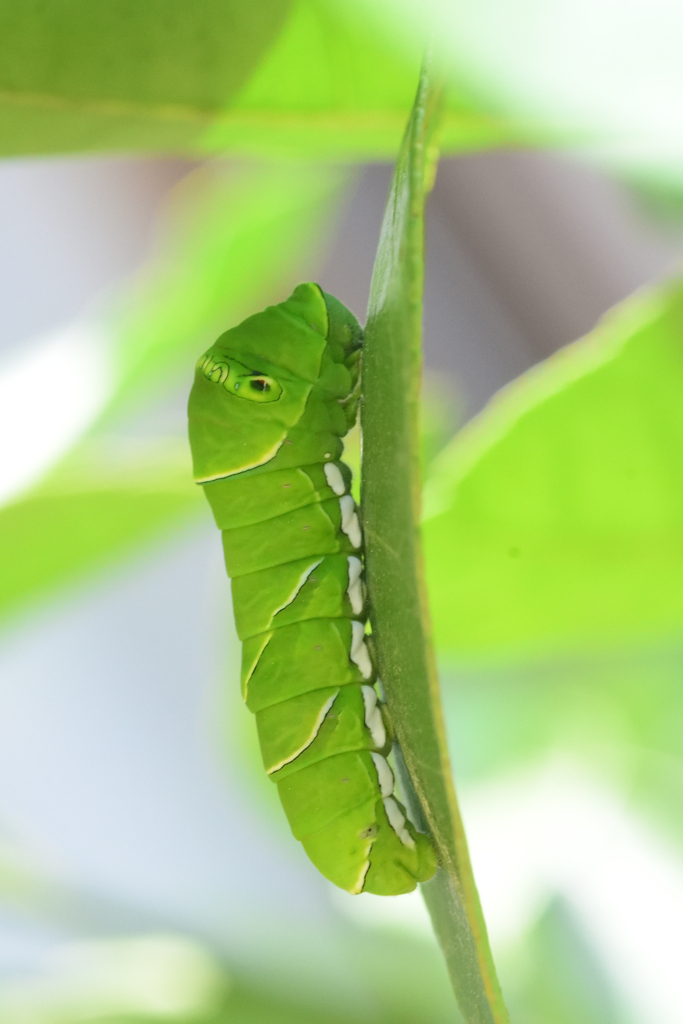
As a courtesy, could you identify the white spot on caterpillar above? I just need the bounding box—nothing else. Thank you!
[324,462,346,496]
[346,556,363,615]
[371,752,394,797]
[361,684,376,714]
[266,691,339,774]
[383,796,415,849]
[268,559,322,625]
[324,452,332,458]
[362,685,386,748]
[339,494,362,548]
[350,621,373,679]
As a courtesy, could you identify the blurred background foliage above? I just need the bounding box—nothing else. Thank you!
[1,1,683,1022]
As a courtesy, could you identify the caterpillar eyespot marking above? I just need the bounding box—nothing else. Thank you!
[188,282,435,895]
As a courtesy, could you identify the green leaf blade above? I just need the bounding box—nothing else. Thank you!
[113,161,351,404]
[0,162,348,626]
[361,53,508,1022]
[0,0,291,156]
[0,444,203,628]
[423,280,683,661]
[0,0,520,159]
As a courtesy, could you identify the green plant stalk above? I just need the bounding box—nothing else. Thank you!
[361,52,510,1024]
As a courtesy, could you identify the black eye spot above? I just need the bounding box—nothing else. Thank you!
[250,378,269,392]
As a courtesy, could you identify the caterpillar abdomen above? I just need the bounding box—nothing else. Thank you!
[187,283,436,895]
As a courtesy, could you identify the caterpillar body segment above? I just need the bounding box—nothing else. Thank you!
[188,283,436,895]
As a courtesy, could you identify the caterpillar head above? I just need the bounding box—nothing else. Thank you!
[188,283,339,484]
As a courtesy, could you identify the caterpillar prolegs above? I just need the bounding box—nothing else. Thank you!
[187,283,436,895]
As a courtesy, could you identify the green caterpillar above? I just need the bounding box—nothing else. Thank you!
[187,282,436,895]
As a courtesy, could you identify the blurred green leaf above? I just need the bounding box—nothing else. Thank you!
[442,641,683,784]
[112,161,350,406]
[0,0,291,157]
[0,927,458,1024]
[215,984,370,1024]
[210,0,518,160]
[0,440,204,627]
[0,160,348,625]
[440,638,683,874]
[348,0,683,187]
[0,0,520,160]
[0,933,230,1024]
[503,897,625,1024]
[0,823,457,1024]
[424,279,683,661]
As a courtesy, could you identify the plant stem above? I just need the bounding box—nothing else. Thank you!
[361,50,510,1024]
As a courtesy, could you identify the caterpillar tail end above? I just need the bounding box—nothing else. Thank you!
[300,803,437,897]
[361,826,437,896]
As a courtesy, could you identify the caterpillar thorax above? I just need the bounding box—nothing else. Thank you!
[188,282,436,895]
